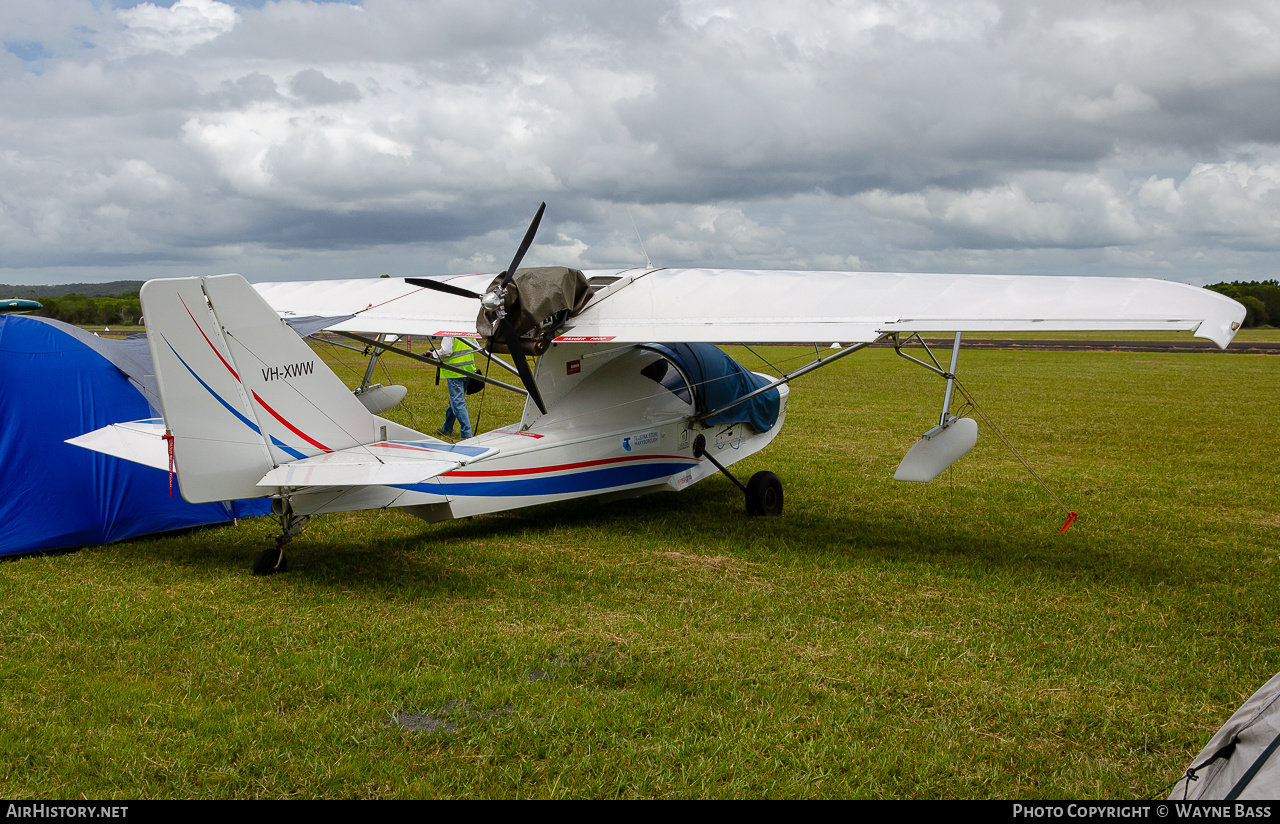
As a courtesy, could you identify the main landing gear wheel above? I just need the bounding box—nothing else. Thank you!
[253,545,289,575]
[745,471,783,516]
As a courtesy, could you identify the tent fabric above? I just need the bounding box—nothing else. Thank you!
[645,343,781,433]
[1171,672,1280,800]
[26,319,163,412]
[0,315,267,557]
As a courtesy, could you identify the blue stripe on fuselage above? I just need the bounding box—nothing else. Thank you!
[393,460,696,498]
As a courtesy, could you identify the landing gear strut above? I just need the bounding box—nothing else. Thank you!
[254,497,309,575]
[693,435,784,517]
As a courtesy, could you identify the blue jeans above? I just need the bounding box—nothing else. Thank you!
[442,376,473,439]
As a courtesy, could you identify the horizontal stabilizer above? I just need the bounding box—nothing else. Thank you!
[66,419,170,471]
[894,417,978,482]
[258,440,498,488]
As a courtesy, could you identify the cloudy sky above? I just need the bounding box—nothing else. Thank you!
[2,0,1278,286]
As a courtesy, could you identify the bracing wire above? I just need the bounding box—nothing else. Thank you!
[949,376,1077,531]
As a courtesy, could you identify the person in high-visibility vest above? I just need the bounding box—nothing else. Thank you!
[435,337,476,439]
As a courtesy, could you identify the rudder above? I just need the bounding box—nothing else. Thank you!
[143,274,379,503]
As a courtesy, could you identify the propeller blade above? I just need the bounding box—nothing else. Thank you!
[500,317,547,415]
[498,201,546,290]
[405,277,482,300]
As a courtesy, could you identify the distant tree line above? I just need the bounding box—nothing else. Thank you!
[36,291,143,327]
[1206,280,1280,327]
[0,280,145,299]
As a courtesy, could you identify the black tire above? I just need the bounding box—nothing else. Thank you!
[253,547,288,575]
[745,471,783,516]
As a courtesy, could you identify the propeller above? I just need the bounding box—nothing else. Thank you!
[406,202,549,415]
[403,277,481,300]
[498,201,545,291]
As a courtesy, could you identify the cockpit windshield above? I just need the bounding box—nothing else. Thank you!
[640,343,780,433]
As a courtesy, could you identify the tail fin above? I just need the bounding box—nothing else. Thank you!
[143,274,380,503]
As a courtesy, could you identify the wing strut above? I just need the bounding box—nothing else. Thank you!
[358,334,388,392]
[890,332,1077,531]
[334,331,528,396]
[692,433,748,494]
[940,332,962,428]
[892,331,969,437]
[696,339,881,423]
[892,332,977,481]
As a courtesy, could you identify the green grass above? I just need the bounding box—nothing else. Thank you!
[1,344,1276,798]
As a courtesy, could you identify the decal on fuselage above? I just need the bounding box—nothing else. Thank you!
[261,361,315,381]
[714,425,745,451]
[622,430,661,453]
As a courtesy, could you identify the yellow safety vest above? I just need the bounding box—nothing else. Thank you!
[441,340,475,373]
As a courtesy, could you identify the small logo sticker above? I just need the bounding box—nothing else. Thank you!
[622,430,660,453]
[566,359,581,375]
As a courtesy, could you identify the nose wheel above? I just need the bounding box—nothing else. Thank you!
[693,434,784,517]
[745,470,783,516]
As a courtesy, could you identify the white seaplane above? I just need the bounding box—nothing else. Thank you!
[70,204,1245,573]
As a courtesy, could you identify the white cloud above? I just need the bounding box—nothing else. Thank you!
[857,173,1147,249]
[1156,156,1280,246]
[116,0,239,57]
[2,0,1280,283]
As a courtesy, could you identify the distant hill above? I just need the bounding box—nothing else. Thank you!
[0,281,145,299]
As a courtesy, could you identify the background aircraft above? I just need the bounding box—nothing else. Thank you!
[1,298,41,314]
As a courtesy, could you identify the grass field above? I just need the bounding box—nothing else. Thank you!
[1,338,1276,799]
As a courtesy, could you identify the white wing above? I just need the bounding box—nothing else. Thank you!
[253,268,1245,349]
[253,273,493,339]
[564,269,1245,349]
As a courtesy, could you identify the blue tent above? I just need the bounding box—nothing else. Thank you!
[0,315,267,556]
